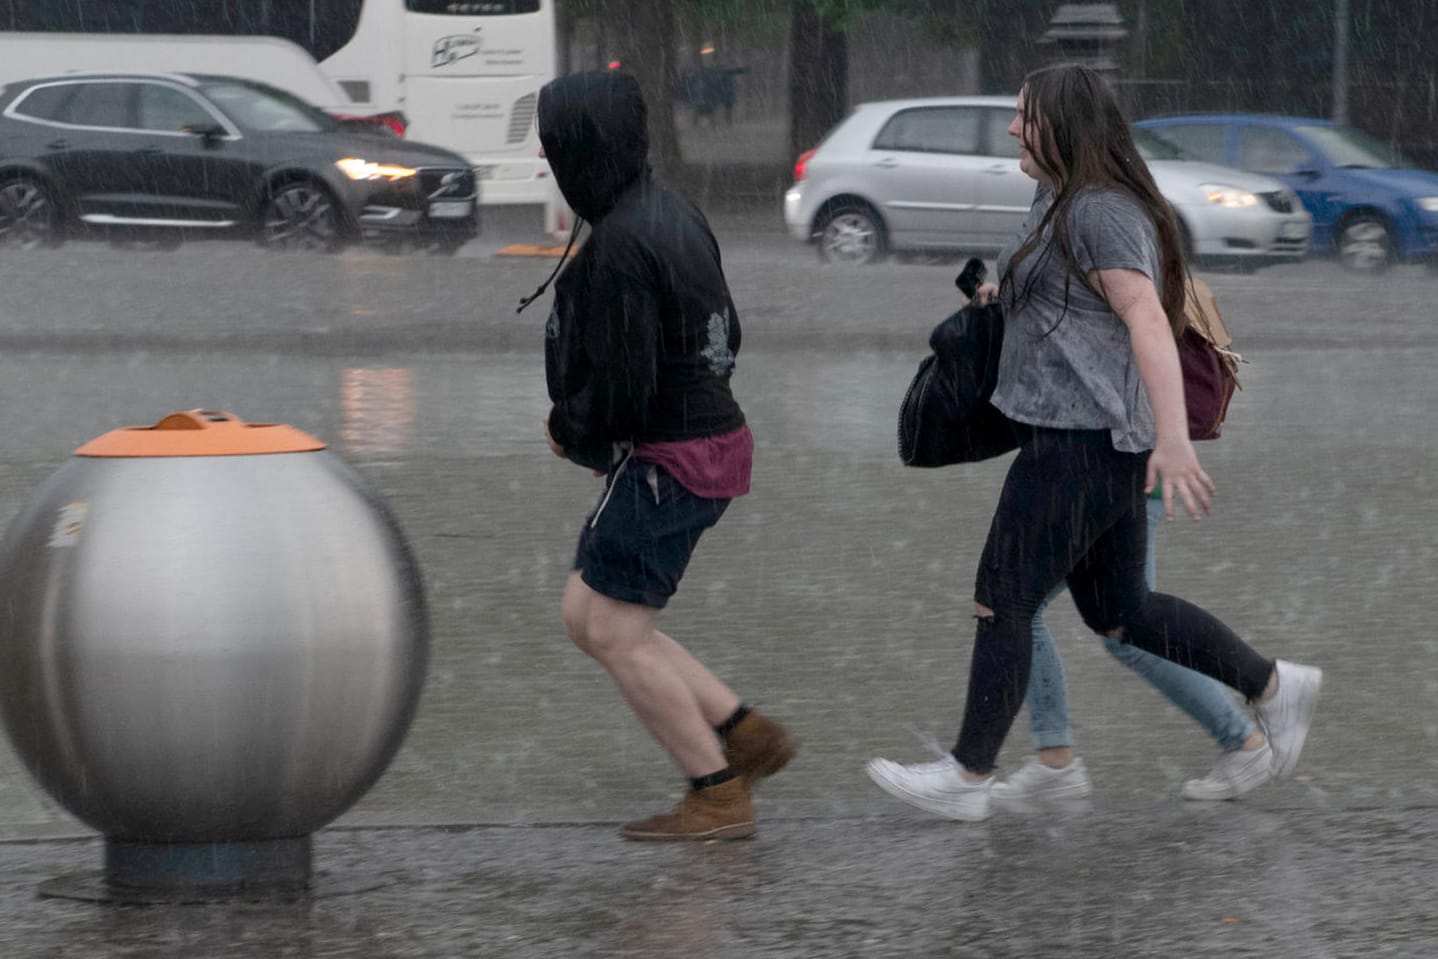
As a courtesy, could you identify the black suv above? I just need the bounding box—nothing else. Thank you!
[0,72,478,252]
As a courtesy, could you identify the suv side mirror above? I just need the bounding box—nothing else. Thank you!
[183,123,227,144]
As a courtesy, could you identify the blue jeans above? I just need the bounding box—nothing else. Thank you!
[1025,498,1257,753]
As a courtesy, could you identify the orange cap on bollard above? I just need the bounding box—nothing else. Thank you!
[74,410,327,457]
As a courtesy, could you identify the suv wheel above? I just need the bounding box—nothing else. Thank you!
[1337,215,1392,273]
[817,203,883,266]
[0,176,61,250]
[261,181,346,252]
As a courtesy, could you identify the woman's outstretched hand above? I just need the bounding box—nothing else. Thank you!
[1147,439,1215,520]
[973,282,999,306]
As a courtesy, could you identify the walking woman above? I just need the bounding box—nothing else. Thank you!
[867,64,1321,822]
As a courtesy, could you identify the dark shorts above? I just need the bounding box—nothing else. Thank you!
[573,457,730,609]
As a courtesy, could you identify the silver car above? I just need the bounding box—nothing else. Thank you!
[783,95,1313,269]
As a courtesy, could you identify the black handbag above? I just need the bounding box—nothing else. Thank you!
[897,260,1017,467]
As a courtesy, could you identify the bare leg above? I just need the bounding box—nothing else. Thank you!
[1036,746,1074,767]
[563,572,732,778]
[650,629,742,727]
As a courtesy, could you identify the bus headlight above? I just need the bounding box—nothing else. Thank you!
[336,158,417,181]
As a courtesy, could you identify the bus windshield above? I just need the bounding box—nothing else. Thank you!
[404,1,541,13]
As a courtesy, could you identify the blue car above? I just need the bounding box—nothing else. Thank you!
[1136,114,1438,273]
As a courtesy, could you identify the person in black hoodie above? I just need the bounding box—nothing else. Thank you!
[530,70,796,841]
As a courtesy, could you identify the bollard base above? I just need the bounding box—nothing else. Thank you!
[37,836,389,904]
[107,836,312,891]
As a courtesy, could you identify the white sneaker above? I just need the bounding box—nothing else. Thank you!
[865,755,992,822]
[992,756,1093,801]
[1254,660,1323,780]
[1182,741,1274,801]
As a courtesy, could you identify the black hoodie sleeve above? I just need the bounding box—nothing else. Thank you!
[547,263,658,463]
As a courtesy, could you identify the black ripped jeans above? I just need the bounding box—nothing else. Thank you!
[954,426,1274,775]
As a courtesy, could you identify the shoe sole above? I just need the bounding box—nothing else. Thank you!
[992,781,1093,802]
[1182,780,1268,801]
[1263,668,1323,781]
[865,763,991,822]
[621,821,757,842]
[1182,772,1272,801]
[1182,757,1274,801]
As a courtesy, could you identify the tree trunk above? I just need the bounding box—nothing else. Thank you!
[787,1,848,164]
[607,0,683,177]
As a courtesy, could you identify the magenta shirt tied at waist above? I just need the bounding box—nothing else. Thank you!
[633,424,753,499]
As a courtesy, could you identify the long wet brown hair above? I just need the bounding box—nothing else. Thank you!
[1002,64,1189,338]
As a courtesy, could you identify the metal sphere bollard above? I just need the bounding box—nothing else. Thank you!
[0,411,428,900]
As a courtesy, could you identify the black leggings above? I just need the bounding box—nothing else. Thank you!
[953,427,1274,774]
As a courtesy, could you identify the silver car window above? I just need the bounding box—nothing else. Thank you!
[984,108,1020,159]
[873,107,981,156]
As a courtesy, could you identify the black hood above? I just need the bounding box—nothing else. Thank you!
[537,71,649,221]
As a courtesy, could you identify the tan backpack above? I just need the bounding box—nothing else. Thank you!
[1180,277,1244,440]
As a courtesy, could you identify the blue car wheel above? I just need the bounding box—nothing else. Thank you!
[1336,215,1393,273]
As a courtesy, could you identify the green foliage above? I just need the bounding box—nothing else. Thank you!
[680,0,898,31]
[675,0,791,46]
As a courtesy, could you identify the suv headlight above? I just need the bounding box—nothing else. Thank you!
[336,158,417,181]
[1417,197,1438,212]
[1200,184,1259,208]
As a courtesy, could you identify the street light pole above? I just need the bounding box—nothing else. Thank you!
[1333,0,1349,124]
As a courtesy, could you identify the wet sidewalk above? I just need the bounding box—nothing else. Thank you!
[0,247,1434,957]
[3,806,1432,958]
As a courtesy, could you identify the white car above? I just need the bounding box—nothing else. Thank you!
[783,95,1313,268]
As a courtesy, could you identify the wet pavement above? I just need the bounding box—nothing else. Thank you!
[0,224,1435,957]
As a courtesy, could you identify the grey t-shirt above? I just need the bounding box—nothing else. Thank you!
[990,186,1161,453]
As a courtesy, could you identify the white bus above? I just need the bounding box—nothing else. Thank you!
[0,1,556,209]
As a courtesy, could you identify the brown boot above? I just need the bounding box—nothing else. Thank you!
[722,711,798,785]
[621,778,755,842]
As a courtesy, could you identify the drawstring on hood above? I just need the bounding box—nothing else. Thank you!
[516,71,650,315]
[516,216,584,314]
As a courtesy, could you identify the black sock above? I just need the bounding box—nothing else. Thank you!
[714,705,752,740]
[690,768,736,791]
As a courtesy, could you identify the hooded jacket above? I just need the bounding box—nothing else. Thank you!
[538,70,745,473]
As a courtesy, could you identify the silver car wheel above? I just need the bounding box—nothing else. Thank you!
[263,182,343,252]
[1338,217,1391,273]
[0,179,59,250]
[820,209,881,265]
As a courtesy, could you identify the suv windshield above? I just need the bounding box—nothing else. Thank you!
[1132,127,1187,161]
[1297,125,1410,169]
[200,81,334,133]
